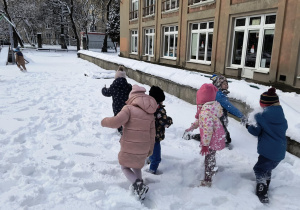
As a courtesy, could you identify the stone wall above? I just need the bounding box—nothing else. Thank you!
[78,52,300,158]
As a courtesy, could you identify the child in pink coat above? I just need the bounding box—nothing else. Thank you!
[185,84,226,187]
[101,85,157,200]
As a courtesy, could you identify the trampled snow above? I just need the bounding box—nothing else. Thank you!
[0,49,299,210]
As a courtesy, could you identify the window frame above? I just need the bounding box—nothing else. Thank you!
[130,0,139,20]
[188,0,215,6]
[144,28,155,56]
[230,13,276,73]
[189,21,214,64]
[143,0,155,17]
[130,30,138,54]
[161,0,179,13]
[162,26,178,59]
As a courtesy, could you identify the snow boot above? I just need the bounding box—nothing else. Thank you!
[132,179,149,200]
[199,180,212,187]
[266,179,271,191]
[256,183,269,204]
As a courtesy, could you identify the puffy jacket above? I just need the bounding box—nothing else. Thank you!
[216,90,244,119]
[101,85,157,169]
[153,104,173,142]
[247,105,288,161]
[102,77,132,115]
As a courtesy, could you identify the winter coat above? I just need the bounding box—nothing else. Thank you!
[101,85,157,169]
[102,77,132,116]
[216,90,243,126]
[247,105,288,161]
[15,51,25,66]
[187,101,226,151]
[154,104,173,142]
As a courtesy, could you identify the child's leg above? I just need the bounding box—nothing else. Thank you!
[121,166,142,183]
[21,64,26,70]
[253,155,280,185]
[149,141,161,173]
[204,149,216,182]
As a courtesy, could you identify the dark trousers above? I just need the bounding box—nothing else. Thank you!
[253,155,280,184]
[204,149,216,182]
[149,141,161,172]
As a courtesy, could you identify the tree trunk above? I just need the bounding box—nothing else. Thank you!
[69,0,80,51]
[101,0,112,52]
[2,0,24,47]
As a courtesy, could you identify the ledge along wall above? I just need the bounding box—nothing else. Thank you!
[78,53,300,158]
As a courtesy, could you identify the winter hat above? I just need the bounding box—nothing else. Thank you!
[212,75,227,90]
[115,66,126,79]
[149,86,165,103]
[196,83,218,105]
[260,87,279,107]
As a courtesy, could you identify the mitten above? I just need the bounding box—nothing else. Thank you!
[240,116,248,126]
[200,146,210,156]
[182,130,191,140]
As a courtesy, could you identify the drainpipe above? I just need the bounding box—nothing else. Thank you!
[177,0,184,67]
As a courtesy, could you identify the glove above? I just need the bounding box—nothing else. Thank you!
[240,116,248,126]
[200,146,210,156]
[245,123,249,129]
[182,130,191,140]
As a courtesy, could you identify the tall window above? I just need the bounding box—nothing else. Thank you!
[130,0,139,20]
[231,14,276,70]
[163,26,178,58]
[131,30,138,54]
[143,0,155,16]
[144,28,155,56]
[162,0,179,12]
[190,21,214,63]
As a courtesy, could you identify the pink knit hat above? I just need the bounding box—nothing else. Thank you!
[196,83,218,105]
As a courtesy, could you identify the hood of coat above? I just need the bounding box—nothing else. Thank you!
[126,85,157,114]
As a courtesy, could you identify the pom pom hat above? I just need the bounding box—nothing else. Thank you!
[196,83,218,105]
[260,87,279,107]
[115,65,126,79]
[149,86,165,103]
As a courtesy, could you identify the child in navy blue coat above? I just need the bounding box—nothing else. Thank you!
[102,66,132,134]
[246,87,288,204]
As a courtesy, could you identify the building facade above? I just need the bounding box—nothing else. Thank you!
[120,0,300,89]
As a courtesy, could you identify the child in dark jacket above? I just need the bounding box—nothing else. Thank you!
[211,75,247,149]
[102,66,132,134]
[246,87,288,204]
[146,86,173,174]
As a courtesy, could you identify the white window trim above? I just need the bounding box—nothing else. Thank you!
[189,21,214,64]
[131,0,139,20]
[131,30,138,54]
[162,0,179,13]
[230,13,276,73]
[144,28,155,56]
[144,0,156,17]
[162,26,178,59]
[188,0,216,8]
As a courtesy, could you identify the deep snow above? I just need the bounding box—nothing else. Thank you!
[0,49,299,210]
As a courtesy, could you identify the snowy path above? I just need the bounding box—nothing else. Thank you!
[0,50,299,210]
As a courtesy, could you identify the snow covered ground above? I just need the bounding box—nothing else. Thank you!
[0,49,300,210]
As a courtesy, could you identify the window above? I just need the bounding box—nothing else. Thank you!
[143,0,155,16]
[231,14,276,71]
[190,21,214,63]
[131,30,138,54]
[144,28,155,56]
[45,23,51,29]
[130,0,139,20]
[162,0,179,12]
[188,0,215,6]
[163,26,178,58]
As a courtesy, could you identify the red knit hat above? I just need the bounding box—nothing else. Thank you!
[196,83,218,105]
[260,87,279,107]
